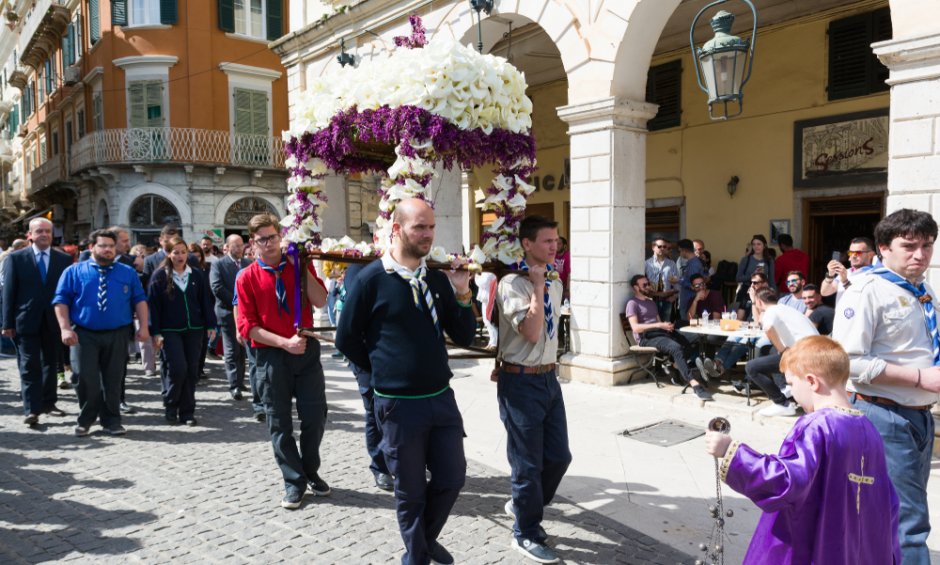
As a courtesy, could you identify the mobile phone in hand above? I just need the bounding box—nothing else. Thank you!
[831,251,842,262]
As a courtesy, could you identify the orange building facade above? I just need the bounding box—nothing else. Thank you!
[0,0,290,245]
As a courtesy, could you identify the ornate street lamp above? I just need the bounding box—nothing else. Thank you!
[469,0,493,54]
[690,0,758,120]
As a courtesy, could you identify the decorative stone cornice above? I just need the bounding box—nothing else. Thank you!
[219,63,282,81]
[557,96,659,134]
[19,5,71,70]
[874,32,940,85]
[112,55,179,69]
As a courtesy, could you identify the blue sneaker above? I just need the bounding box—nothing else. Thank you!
[511,537,559,564]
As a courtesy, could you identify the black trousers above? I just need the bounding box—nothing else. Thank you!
[639,329,698,384]
[374,388,466,565]
[15,316,60,415]
[745,351,787,405]
[75,326,129,429]
[161,330,203,421]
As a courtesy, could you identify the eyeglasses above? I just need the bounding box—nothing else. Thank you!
[846,250,868,257]
[750,280,764,285]
[692,284,705,289]
[654,245,666,249]
[786,279,801,284]
[254,234,280,246]
[639,283,651,288]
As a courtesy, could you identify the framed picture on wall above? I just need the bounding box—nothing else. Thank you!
[770,219,791,246]
[793,108,889,188]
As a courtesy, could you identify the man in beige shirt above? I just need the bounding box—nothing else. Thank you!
[495,215,570,564]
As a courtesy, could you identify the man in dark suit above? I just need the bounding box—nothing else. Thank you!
[142,225,200,288]
[210,234,250,400]
[2,218,73,425]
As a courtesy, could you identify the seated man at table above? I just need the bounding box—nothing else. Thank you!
[626,274,713,401]
[686,273,725,321]
[746,288,819,417]
[711,273,772,385]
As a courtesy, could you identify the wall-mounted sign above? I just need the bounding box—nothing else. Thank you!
[793,108,888,188]
[530,158,571,193]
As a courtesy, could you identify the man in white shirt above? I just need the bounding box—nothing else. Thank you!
[745,288,818,417]
[832,210,940,564]
[644,238,678,322]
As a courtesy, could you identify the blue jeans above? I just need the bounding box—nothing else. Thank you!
[246,344,263,416]
[716,335,771,372]
[497,368,572,542]
[374,388,466,565]
[256,340,327,494]
[851,396,933,564]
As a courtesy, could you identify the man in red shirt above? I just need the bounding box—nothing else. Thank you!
[774,233,810,293]
[236,213,329,510]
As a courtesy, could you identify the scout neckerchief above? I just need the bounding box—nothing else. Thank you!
[257,257,290,316]
[872,267,940,365]
[518,259,555,339]
[397,265,440,335]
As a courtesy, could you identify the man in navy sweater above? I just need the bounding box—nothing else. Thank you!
[336,198,477,565]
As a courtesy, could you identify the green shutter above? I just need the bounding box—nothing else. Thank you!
[62,24,73,66]
[266,0,282,41]
[160,0,178,25]
[250,90,268,135]
[145,81,165,127]
[218,0,235,32]
[89,0,100,43]
[233,88,269,135]
[128,82,146,127]
[828,8,892,101]
[112,0,127,26]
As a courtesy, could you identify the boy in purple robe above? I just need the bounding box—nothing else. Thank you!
[705,335,900,564]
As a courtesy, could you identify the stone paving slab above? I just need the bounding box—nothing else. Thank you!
[0,355,693,564]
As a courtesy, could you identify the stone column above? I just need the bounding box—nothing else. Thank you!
[431,166,464,253]
[556,96,657,386]
[875,33,940,286]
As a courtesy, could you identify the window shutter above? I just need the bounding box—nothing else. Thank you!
[218,0,235,32]
[62,24,73,66]
[250,90,268,135]
[870,8,892,92]
[128,82,146,127]
[233,88,253,134]
[145,81,165,127]
[112,0,127,26]
[160,0,178,25]
[76,12,84,58]
[266,0,282,41]
[44,60,52,95]
[646,59,682,131]
[828,13,870,100]
[89,0,100,43]
[828,8,891,101]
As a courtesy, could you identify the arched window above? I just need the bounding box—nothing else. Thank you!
[129,194,181,246]
[224,197,276,227]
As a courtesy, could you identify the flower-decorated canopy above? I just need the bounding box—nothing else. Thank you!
[281,16,538,266]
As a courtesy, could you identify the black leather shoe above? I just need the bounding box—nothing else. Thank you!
[43,405,66,417]
[254,412,266,423]
[375,472,393,491]
[23,413,39,426]
[428,541,454,565]
[230,390,243,401]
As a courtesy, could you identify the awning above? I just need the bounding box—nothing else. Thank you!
[10,206,51,224]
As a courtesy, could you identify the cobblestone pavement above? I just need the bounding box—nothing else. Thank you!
[0,352,693,565]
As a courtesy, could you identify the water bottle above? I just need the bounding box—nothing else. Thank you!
[701,310,709,327]
[730,310,737,321]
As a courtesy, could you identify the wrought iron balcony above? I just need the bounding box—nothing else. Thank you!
[69,128,287,174]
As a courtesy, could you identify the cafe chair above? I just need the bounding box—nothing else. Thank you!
[620,314,668,388]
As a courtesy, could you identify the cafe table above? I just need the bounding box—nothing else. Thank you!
[679,321,765,405]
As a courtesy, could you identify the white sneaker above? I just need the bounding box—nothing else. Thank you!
[780,385,793,398]
[758,402,798,417]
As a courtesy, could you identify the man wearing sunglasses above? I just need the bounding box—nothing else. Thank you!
[778,271,808,313]
[644,238,678,322]
[822,237,876,303]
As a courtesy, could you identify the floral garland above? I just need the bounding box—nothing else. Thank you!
[281,15,537,265]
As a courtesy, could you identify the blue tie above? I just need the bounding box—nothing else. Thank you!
[37,251,47,284]
[872,267,940,366]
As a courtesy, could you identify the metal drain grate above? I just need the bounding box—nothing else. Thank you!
[620,419,705,447]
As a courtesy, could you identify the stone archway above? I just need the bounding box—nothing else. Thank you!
[127,193,182,246]
[222,196,278,229]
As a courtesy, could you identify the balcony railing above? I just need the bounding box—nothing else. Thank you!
[30,153,65,194]
[70,128,287,174]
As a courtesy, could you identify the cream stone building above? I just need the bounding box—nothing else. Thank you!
[272,0,940,385]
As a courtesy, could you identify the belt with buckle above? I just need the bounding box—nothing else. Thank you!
[852,392,933,411]
[500,362,556,375]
